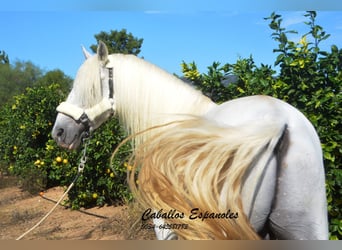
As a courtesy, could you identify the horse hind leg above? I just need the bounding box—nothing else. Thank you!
[153,218,178,240]
[268,128,329,240]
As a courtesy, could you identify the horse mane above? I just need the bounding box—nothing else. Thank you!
[124,117,286,239]
[108,54,216,145]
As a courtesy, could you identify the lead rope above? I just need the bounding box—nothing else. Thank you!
[16,137,90,240]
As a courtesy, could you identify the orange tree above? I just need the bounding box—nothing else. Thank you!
[181,11,341,239]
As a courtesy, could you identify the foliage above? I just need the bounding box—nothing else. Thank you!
[182,11,341,239]
[36,69,73,91]
[0,50,9,65]
[90,29,144,56]
[0,83,66,193]
[0,60,44,106]
[181,61,231,103]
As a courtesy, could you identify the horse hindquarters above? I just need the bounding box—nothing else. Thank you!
[204,96,329,239]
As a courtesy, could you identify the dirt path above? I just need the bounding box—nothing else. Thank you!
[0,180,154,240]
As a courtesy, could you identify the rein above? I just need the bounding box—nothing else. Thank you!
[16,137,90,240]
[56,66,115,133]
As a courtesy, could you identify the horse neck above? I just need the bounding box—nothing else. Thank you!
[110,54,216,140]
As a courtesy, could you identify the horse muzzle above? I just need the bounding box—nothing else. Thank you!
[52,113,89,150]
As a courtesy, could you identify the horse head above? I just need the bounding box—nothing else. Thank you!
[52,41,115,150]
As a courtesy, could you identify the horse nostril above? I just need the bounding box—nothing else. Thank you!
[57,128,64,137]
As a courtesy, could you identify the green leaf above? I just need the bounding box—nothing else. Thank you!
[275,54,285,66]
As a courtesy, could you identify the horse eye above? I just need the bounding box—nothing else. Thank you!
[57,128,64,137]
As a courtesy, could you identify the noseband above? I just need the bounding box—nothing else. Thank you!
[56,67,115,135]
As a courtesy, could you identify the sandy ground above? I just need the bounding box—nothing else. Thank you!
[0,178,155,240]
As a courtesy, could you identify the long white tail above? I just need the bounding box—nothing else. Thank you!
[127,117,287,239]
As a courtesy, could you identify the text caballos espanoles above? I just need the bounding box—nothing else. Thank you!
[141,208,239,222]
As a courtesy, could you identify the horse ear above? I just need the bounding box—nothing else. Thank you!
[97,41,109,64]
[81,45,92,59]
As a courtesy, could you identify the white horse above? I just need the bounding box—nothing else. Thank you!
[52,41,328,240]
